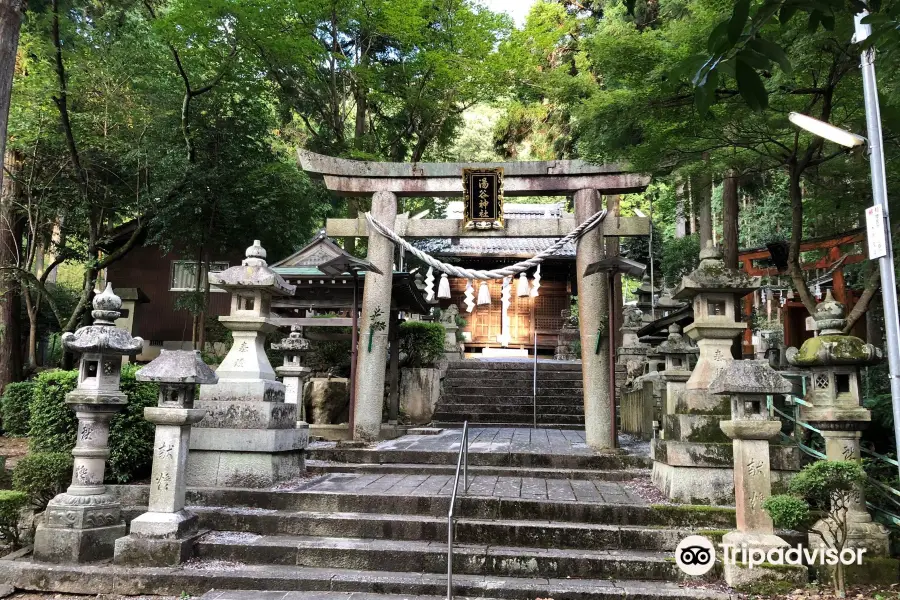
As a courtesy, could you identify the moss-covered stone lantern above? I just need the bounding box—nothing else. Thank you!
[786,290,891,557]
[657,324,698,422]
[651,242,799,504]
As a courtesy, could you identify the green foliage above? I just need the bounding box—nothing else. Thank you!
[0,490,27,549]
[1,382,35,436]
[763,494,812,531]
[12,452,72,511]
[660,235,700,287]
[28,370,79,455]
[399,321,446,368]
[27,366,158,484]
[787,460,866,509]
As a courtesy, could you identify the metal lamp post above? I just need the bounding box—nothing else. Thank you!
[786,8,900,479]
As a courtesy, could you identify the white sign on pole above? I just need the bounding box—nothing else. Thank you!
[866,205,888,259]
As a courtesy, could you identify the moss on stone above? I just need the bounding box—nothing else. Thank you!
[791,335,875,366]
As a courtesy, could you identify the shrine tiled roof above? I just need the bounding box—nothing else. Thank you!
[418,202,576,259]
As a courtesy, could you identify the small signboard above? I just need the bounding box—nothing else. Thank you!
[865,204,887,259]
[462,168,504,230]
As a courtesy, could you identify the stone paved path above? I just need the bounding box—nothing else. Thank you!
[311,427,649,457]
[302,472,646,504]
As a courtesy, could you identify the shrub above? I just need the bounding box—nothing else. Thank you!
[0,490,27,549]
[12,452,73,510]
[399,321,446,368]
[1,381,35,436]
[660,235,700,287]
[27,365,158,484]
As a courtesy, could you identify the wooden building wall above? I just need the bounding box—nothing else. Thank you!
[106,244,238,342]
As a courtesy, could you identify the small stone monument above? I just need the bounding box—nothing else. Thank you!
[656,285,687,318]
[187,240,305,488]
[657,324,698,428]
[114,350,217,566]
[786,290,891,558]
[33,284,143,563]
[617,306,649,384]
[439,304,462,359]
[651,243,798,504]
[710,360,807,588]
[271,326,313,426]
[554,309,579,361]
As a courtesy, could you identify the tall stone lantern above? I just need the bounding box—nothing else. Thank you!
[651,243,773,504]
[271,326,312,427]
[187,240,304,488]
[657,324,698,424]
[617,306,649,384]
[710,360,807,588]
[786,290,891,556]
[33,284,143,563]
[114,350,217,566]
[635,275,660,323]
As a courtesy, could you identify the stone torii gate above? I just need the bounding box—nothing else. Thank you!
[299,151,651,448]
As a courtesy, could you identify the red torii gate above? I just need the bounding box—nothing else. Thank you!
[738,229,868,351]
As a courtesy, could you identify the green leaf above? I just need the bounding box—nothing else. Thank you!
[779,3,798,24]
[717,58,736,79]
[694,71,718,116]
[821,13,835,31]
[728,0,751,44]
[707,20,731,54]
[807,10,822,33]
[737,48,772,70]
[735,59,768,110]
[748,38,792,75]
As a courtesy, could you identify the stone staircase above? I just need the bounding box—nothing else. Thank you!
[1,432,736,600]
[433,360,585,428]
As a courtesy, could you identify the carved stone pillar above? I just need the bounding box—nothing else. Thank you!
[272,326,313,427]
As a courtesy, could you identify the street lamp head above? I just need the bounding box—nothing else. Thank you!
[788,112,867,148]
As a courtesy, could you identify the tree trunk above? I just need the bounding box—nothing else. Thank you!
[0,0,25,192]
[690,162,713,248]
[787,166,817,315]
[722,171,739,269]
[0,149,23,389]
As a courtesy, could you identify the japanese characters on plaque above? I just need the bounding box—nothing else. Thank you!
[462,168,504,230]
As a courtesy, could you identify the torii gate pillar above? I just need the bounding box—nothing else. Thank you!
[574,189,613,450]
[354,190,397,441]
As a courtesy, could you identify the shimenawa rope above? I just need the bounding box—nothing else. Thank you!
[364,209,608,280]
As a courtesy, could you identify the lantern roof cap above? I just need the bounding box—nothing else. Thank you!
[657,324,698,355]
[271,326,311,353]
[62,283,143,355]
[673,242,760,299]
[208,240,296,296]
[137,350,218,384]
[709,359,791,395]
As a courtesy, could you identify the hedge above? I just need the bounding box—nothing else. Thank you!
[1,381,35,436]
[0,490,27,548]
[399,321,446,368]
[12,452,72,510]
[28,364,158,483]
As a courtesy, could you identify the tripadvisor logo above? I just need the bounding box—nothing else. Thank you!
[674,535,868,575]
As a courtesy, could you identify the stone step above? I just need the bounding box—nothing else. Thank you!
[115,488,733,528]
[190,507,724,552]
[437,393,583,404]
[305,447,653,470]
[201,593,495,600]
[431,411,584,425]
[436,403,584,415]
[444,371,582,382]
[432,421,587,430]
[305,460,644,481]
[447,361,582,371]
[0,561,731,600]
[442,382,584,394]
[195,533,683,581]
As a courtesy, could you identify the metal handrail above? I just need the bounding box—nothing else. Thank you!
[447,421,470,600]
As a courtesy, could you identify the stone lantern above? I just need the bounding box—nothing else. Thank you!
[786,290,890,556]
[651,243,776,504]
[114,350,217,566]
[271,326,312,426]
[656,286,687,318]
[187,240,305,488]
[635,275,660,323]
[710,360,807,588]
[657,324,698,421]
[33,284,143,564]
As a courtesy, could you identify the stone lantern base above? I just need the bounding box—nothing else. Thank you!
[114,510,201,567]
[33,494,126,563]
[721,532,808,590]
